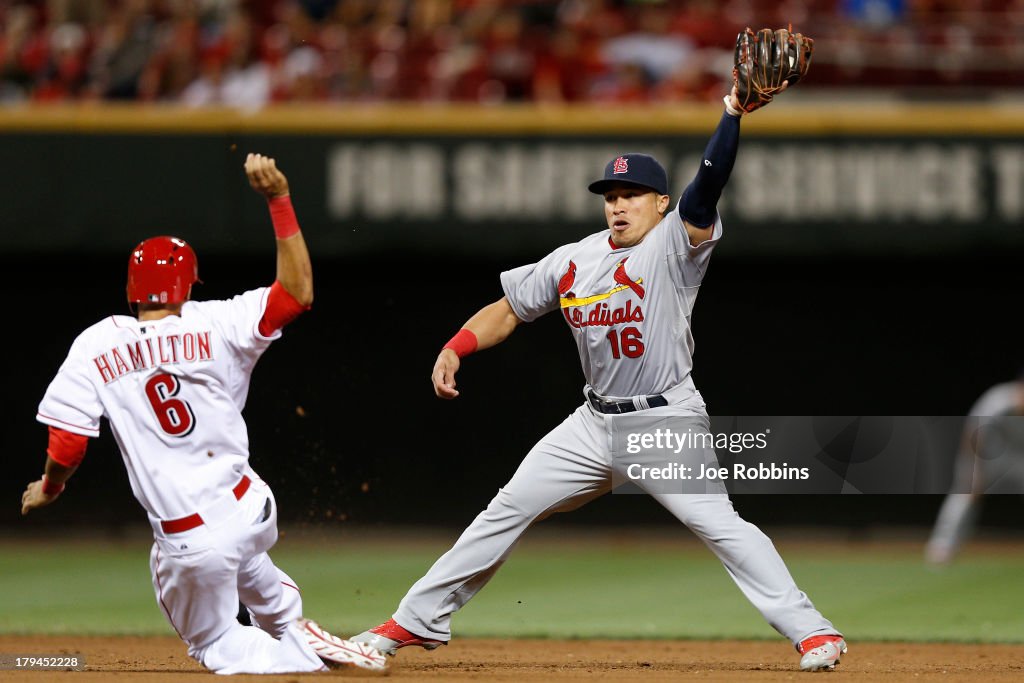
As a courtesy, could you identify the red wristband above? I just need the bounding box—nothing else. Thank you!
[443,329,478,358]
[41,475,65,497]
[268,196,300,239]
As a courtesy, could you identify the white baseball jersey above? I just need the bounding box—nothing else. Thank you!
[501,204,722,399]
[37,288,279,522]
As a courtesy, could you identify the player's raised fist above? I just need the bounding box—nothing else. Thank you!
[245,153,290,198]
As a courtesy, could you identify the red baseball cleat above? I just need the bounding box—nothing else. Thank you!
[350,618,446,656]
[797,634,847,671]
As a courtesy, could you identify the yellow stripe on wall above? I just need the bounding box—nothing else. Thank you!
[1,103,1023,136]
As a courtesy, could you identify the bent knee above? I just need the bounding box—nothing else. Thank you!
[670,495,745,532]
[484,486,589,526]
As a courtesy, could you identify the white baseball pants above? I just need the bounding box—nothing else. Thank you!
[149,478,325,674]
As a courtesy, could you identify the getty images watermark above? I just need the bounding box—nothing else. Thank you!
[624,427,809,483]
[610,416,1024,494]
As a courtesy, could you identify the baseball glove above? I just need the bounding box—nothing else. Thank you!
[733,27,814,114]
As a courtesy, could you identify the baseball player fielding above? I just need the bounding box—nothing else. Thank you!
[351,27,846,672]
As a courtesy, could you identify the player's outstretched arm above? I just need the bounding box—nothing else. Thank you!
[678,104,741,246]
[678,27,813,246]
[21,458,77,515]
[432,297,522,399]
[245,153,313,308]
[22,426,87,515]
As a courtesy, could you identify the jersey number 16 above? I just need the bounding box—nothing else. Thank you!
[606,326,645,359]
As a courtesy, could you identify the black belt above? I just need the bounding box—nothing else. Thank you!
[587,390,668,414]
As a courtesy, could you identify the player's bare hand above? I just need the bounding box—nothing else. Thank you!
[21,479,59,516]
[432,349,461,399]
[245,153,290,198]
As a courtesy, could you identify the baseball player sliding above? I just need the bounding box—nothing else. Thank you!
[353,29,846,671]
[21,155,386,674]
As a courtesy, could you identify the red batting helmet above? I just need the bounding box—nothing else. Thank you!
[126,236,200,305]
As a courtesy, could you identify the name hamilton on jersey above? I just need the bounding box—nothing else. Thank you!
[558,257,646,329]
[93,329,214,384]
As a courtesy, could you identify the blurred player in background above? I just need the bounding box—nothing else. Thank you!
[353,28,848,672]
[925,372,1024,565]
[21,155,385,674]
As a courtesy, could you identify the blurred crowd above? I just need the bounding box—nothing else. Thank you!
[2,0,1024,107]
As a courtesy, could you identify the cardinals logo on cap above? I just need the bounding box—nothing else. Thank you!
[612,156,629,174]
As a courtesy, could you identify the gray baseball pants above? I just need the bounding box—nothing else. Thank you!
[393,403,839,645]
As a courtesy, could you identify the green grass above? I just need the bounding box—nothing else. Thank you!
[2,532,1023,642]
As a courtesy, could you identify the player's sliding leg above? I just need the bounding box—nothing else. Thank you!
[232,487,306,637]
[148,483,383,673]
[149,539,324,673]
[198,620,327,673]
[237,552,304,638]
[353,405,611,653]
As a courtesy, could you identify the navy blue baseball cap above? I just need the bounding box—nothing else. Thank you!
[588,153,668,196]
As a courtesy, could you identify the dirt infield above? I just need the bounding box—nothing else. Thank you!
[2,636,1023,682]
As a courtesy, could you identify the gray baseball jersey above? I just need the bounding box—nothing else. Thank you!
[967,382,1024,420]
[501,204,720,400]
[927,381,1024,563]
[952,382,1024,493]
[385,205,838,647]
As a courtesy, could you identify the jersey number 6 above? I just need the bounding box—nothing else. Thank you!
[606,327,645,359]
[145,373,196,437]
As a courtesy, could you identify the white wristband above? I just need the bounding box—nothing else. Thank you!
[723,95,744,118]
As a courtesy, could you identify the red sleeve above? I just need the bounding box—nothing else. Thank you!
[47,425,89,468]
[258,280,311,337]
